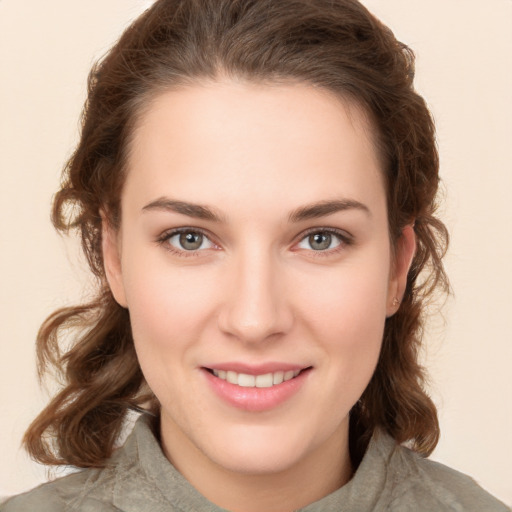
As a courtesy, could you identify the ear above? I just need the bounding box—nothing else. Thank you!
[386,224,416,317]
[101,214,128,308]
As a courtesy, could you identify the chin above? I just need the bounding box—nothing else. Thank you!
[196,420,343,476]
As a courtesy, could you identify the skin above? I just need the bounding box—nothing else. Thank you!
[103,80,415,512]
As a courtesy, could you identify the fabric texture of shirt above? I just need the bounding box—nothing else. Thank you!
[1,414,509,512]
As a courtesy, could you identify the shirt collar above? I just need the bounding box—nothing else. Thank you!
[113,414,396,512]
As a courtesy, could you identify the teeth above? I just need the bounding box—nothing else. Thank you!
[284,370,295,381]
[211,369,303,387]
[238,374,255,387]
[255,373,273,388]
[272,371,284,385]
[226,371,238,385]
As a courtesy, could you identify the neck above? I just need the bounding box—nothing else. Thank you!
[160,417,353,512]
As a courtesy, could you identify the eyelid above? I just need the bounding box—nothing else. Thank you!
[292,227,354,252]
[156,226,219,256]
[156,225,354,257]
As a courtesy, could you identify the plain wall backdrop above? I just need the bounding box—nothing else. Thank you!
[1,0,511,505]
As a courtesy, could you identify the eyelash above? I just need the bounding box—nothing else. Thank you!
[156,227,217,258]
[156,227,353,258]
[296,227,353,257]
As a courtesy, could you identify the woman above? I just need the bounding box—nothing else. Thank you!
[1,0,508,510]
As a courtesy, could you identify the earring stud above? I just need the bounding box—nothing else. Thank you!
[392,297,400,307]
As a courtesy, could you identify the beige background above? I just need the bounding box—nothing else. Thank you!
[0,0,511,505]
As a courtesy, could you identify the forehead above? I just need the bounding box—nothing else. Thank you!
[124,80,386,218]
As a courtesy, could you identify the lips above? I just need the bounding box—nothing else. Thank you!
[203,364,311,412]
[211,369,301,388]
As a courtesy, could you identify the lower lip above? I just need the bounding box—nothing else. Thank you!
[203,368,311,412]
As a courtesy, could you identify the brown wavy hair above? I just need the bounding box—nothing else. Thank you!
[24,0,449,468]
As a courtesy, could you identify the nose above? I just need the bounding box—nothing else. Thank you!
[217,246,294,345]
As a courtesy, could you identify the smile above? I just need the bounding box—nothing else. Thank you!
[204,366,311,412]
[211,369,301,388]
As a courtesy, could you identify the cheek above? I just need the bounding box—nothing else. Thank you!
[126,270,215,344]
[298,257,390,338]
[123,269,217,416]
[119,246,219,377]
[294,256,390,388]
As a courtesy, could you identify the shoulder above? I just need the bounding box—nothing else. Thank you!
[0,466,120,512]
[0,415,164,512]
[381,437,510,512]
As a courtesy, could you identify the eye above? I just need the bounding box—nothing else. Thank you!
[296,230,345,251]
[163,229,216,252]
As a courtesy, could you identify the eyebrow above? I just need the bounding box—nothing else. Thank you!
[142,197,370,222]
[288,199,371,222]
[142,198,225,221]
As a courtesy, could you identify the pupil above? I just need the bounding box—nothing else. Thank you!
[180,232,202,250]
[310,233,331,250]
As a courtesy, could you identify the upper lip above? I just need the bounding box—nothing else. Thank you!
[202,362,311,375]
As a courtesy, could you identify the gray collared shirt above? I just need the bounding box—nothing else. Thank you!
[1,415,509,511]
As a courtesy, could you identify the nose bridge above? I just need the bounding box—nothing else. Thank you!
[218,241,292,343]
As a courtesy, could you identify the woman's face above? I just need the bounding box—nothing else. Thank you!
[104,81,411,479]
